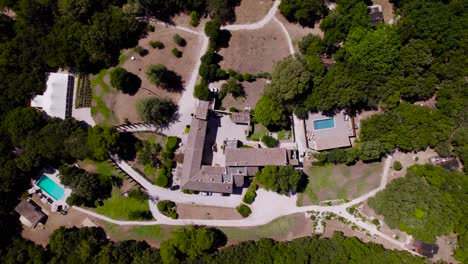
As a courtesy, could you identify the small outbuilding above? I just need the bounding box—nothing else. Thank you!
[15,200,47,228]
[368,5,384,26]
[412,240,439,258]
[231,112,251,125]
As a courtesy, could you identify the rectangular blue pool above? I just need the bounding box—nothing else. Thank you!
[36,175,65,200]
[313,118,335,130]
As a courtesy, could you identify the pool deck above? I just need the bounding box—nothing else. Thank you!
[33,170,72,209]
[305,111,354,151]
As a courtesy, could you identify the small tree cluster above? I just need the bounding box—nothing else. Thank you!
[150,40,164,49]
[193,78,211,100]
[255,165,304,195]
[157,200,178,219]
[171,48,182,58]
[110,67,141,95]
[261,135,278,148]
[137,97,178,126]
[173,34,186,47]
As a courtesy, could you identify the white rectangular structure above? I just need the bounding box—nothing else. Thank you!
[31,73,71,119]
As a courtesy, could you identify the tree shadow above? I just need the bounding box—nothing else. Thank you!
[215,29,232,49]
[117,132,140,160]
[295,171,310,193]
[161,70,184,93]
[122,73,142,96]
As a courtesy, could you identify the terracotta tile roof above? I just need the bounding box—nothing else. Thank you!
[231,112,250,124]
[180,116,207,186]
[225,148,288,167]
[15,200,46,227]
[194,100,210,120]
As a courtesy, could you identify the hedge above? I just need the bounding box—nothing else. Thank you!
[236,204,252,218]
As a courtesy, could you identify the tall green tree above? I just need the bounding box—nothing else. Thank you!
[254,96,288,128]
[137,97,178,126]
[87,126,120,161]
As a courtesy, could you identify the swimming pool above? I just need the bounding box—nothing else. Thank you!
[313,118,335,130]
[36,175,65,200]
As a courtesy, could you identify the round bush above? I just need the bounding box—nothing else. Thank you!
[262,135,279,148]
[236,204,252,218]
[393,161,403,171]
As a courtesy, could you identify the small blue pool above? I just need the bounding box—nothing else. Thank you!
[313,118,335,130]
[36,175,65,200]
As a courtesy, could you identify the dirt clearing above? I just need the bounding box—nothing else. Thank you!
[92,23,203,125]
[219,20,290,74]
[22,207,95,246]
[275,12,324,51]
[221,79,267,110]
[232,0,275,24]
[176,203,242,220]
[323,219,401,250]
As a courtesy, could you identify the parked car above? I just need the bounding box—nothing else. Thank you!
[170,185,180,191]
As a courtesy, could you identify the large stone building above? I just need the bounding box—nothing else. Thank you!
[181,101,297,194]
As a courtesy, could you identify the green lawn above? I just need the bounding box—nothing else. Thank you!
[95,189,151,220]
[297,161,383,206]
[90,69,119,125]
[101,222,166,241]
[277,130,292,140]
[220,215,299,241]
[80,159,125,182]
[248,123,269,141]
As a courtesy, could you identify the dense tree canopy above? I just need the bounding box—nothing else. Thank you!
[369,165,467,244]
[279,0,327,26]
[265,56,312,104]
[137,97,178,127]
[59,165,112,206]
[255,165,304,195]
[87,126,120,161]
[253,96,288,129]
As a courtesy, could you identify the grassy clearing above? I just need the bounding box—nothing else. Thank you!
[95,189,151,220]
[90,68,119,125]
[297,162,383,206]
[248,123,269,141]
[220,215,297,241]
[100,222,167,241]
[277,129,292,140]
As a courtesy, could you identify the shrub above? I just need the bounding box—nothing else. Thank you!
[372,219,380,226]
[128,210,153,220]
[194,78,210,100]
[229,107,239,112]
[166,136,179,151]
[242,189,256,204]
[221,78,244,98]
[393,161,403,171]
[146,24,155,32]
[128,189,148,201]
[190,11,200,26]
[243,73,255,82]
[157,200,178,219]
[262,135,278,148]
[171,48,182,58]
[150,40,164,49]
[155,168,169,187]
[185,125,190,133]
[250,183,258,191]
[173,34,186,47]
[145,64,182,91]
[110,67,141,95]
[236,204,252,218]
[134,45,149,56]
[255,72,272,79]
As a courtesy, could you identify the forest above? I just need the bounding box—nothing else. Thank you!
[368,164,468,262]
[1,226,425,264]
[0,0,466,262]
